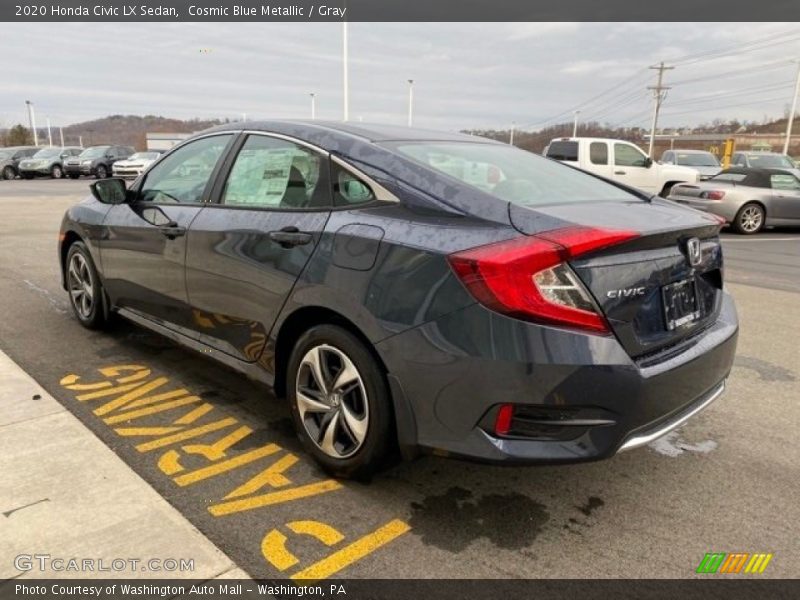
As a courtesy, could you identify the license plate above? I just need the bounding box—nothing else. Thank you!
[662,278,701,331]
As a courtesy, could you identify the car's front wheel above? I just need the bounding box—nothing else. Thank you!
[51,164,64,179]
[734,202,765,234]
[65,241,110,329]
[95,165,108,179]
[2,166,16,180]
[287,325,393,479]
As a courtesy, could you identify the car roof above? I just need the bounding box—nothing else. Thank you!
[738,150,784,155]
[670,149,714,154]
[203,120,498,145]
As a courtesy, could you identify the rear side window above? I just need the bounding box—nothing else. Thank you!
[332,163,375,207]
[387,141,639,207]
[589,142,608,165]
[546,141,578,161]
[222,135,328,209]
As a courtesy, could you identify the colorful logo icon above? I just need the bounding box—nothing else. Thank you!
[696,552,773,574]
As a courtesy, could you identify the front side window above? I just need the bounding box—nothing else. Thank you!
[614,143,648,167]
[139,134,232,204]
[222,135,327,209]
[387,141,639,207]
[770,173,800,190]
[589,142,608,165]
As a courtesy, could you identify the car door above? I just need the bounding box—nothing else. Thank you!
[99,133,235,331]
[587,141,613,179]
[613,142,655,193]
[184,133,332,362]
[769,172,800,220]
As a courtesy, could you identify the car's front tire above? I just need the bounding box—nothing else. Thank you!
[734,202,765,234]
[51,164,64,179]
[287,324,393,479]
[2,166,16,180]
[95,165,108,179]
[65,241,110,330]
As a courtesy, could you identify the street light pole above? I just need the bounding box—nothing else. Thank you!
[310,93,316,120]
[59,127,65,147]
[783,61,800,155]
[25,100,38,146]
[342,21,349,121]
[509,121,515,145]
[572,110,580,137]
[407,79,414,126]
[46,117,52,147]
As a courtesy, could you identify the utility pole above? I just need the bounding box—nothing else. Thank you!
[310,93,316,120]
[25,100,38,146]
[783,61,800,155]
[59,127,64,147]
[572,110,580,137]
[342,21,349,121]
[509,121,515,145]
[79,135,83,147]
[647,62,674,157]
[407,79,414,126]
[46,117,52,147]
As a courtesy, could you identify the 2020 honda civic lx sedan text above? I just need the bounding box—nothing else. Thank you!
[58,122,738,478]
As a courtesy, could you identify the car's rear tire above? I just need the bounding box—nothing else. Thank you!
[733,202,765,235]
[2,166,16,180]
[68,173,80,179]
[51,164,64,179]
[287,324,393,480]
[95,165,108,179]
[65,241,110,330]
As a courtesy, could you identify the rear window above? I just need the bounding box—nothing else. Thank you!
[387,141,640,207]
[545,141,578,161]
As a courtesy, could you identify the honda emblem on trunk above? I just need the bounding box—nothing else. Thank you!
[686,237,701,266]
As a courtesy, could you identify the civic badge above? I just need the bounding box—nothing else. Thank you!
[686,237,701,266]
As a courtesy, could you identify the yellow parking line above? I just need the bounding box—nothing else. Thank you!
[103,396,202,424]
[290,519,411,582]
[135,417,238,452]
[173,444,281,486]
[209,480,342,516]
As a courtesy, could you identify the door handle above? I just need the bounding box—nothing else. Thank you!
[158,223,186,239]
[269,226,313,248]
[614,170,627,175]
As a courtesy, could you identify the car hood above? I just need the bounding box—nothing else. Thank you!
[688,165,722,178]
[114,159,151,167]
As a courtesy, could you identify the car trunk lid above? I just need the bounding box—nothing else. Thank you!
[509,199,724,358]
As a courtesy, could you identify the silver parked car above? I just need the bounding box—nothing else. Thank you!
[660,149,721,180]
[731,151,800,178]
[18,146,83,179]
[668,167,800,234]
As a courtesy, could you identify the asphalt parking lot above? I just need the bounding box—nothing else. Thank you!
[0,178,798,579]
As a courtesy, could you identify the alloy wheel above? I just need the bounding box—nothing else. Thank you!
[740,205,763,233]
[67,252,94,319]
[295,344,369,459]
[52,165,63,179]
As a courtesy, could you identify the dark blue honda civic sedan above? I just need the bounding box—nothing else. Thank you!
[58,121,738,478]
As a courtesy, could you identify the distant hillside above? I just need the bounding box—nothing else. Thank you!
[61,115,227,149]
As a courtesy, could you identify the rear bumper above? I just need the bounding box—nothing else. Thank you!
[376,290,738,464]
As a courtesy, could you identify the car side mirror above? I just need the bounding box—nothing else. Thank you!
[644,157,653,168]
[90,178,128,205]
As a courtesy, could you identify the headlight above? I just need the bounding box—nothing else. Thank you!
[82,160,92,165]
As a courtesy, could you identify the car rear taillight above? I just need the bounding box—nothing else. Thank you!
[448,227,639,334]
[700,190,726,200]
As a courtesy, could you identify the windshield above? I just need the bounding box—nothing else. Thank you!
[80,146,109,159]
[387,141,640,206]
[129,152,159,160]
[33,148,61,158]
[747,154,795,168]
[675,152,720,167]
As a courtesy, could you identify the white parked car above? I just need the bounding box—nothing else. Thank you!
[112,151,163,179]
[545,137,699,196]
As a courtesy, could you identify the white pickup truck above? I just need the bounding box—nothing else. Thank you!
[545,137,699,196]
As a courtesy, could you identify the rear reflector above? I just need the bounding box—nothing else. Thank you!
[495,404,514,436]
[700,190,726,200]
[448,226,639,334]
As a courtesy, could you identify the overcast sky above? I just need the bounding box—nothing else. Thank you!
[2,22,799,133]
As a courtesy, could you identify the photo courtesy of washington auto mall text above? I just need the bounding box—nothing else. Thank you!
[1,1,799,599]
